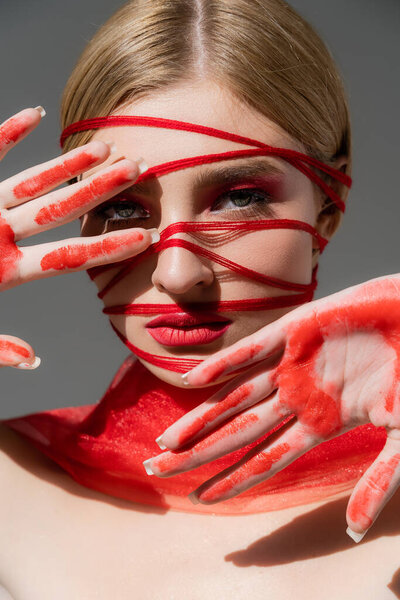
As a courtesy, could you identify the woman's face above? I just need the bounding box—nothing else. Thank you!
[80,79,324,388]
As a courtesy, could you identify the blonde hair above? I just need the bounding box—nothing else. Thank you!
[60,0,351,222]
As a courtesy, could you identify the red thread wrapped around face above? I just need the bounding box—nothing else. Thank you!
[61,115,351,371]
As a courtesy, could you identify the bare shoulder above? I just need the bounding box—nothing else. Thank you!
[0,422,61,489]
[0,422,30,477]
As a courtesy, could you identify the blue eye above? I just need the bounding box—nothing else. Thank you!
[97,187,272,228]
[101,200,150,222]
[212,188,272,213]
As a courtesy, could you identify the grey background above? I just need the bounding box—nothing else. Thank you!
[0,0,398,418]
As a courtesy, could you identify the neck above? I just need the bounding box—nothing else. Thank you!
[1,356,385,514]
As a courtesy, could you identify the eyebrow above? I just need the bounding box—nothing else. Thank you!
[123,157,286,196]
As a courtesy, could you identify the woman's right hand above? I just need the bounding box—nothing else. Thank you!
[0,106,157,370]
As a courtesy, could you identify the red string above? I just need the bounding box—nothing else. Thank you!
[61,115,351,212]
[60,115,351,373]
[94,219,324,299]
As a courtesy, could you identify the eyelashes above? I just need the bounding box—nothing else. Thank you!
[93,186,275,230]
[99,200,150,222]
[211,188,274,217]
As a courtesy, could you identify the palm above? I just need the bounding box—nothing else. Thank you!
[276,289,399,438]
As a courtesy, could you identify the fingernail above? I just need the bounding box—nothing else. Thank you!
[181,372,190,386]
[346,527,366,543]
[155,435,167,450]
[188,491,200,505]
[136,157,149,175]
[142,458,154,476]
[104,140,117,154]
[34,106,46,118]
[148,228,160,244]
[14,356,41,370]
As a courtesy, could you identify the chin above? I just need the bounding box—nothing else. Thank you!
[138,358,235,389]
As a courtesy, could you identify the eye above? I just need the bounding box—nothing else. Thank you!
[98,199,150,222]
[211,188,273,215]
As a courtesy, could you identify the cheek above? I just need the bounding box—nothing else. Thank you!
[93,273,112,294]
[266,230,313,284]
[91,268,125,305]
[227,229,313,285]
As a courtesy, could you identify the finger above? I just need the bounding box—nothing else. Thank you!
[0,140,112,210]
[15,227,158,284]
[0,107,44,161]
[188,420,318,504]
[181,321,287,387]
[0,334,37,368]
[158,358,281,451]
[144,391,292,477]
[346,430,400,543]
[13,227,159,283]
[9,158,141,240]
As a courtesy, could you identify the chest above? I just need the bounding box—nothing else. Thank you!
[0,464,399,600]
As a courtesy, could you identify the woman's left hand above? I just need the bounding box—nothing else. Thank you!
[143,274,400,542]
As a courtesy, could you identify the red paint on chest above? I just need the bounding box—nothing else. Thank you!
[40,231,144,271]
[177,383,254,446]
[13,151,99,200]
[34,167,135,225]
[0,213,22,285]
[0,357,388,514]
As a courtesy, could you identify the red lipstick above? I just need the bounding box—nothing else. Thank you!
[145,312,232,346]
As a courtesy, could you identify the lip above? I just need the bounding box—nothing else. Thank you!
[145,312,232,347]
[146,312,232,328]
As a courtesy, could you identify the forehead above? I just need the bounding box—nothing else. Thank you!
[90,79,304,155]
[83,80,307,190]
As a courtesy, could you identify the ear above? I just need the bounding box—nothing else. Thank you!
[312,155,349,268]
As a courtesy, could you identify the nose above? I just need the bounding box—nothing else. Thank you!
[151,243,214,294]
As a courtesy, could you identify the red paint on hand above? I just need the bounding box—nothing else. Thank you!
[274,285,400,440]
[40,231,144,272]
[0,340,30,362]
[34,167,136,225]
[200,344,264,383]
[276,316,343,438]
[197,441,291,503]
[0,213,22,285]
[178,278,400,512]
[0,114,31,149]
[347,454,400,531]
[176,383,255,447]
[13,151,99,200]
[154,412,260,475]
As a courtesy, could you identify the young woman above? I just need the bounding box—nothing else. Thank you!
[0,1,399,598]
